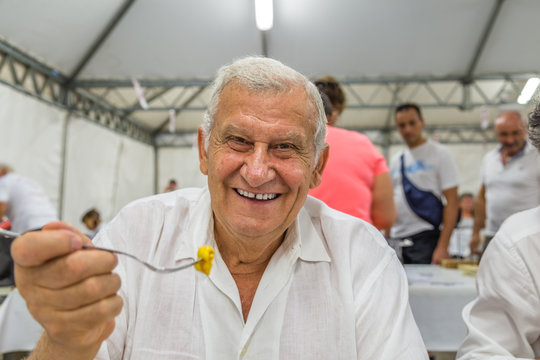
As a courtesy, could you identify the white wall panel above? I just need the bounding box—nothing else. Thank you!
[114,135,154,214]
[0,84,64,211]
[158,145,207,193]
[62,116,154,231]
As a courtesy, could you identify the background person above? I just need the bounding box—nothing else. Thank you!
[456,103,540,360]
[0,164,57,234]
[469,110,540,255]
[163,178,178,192]
[81,208,104,240]
[11,57,428,360]
[308,76,395,229]
[388,103,460,264]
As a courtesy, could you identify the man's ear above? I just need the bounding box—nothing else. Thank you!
[309,144,329,189]
[198,127,209,175]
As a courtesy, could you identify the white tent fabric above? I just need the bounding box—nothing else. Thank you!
[158,145,208,192]
[1,0,539,132]
[62,116,154,228]
[0,83,154,232]
[0,84,64,209]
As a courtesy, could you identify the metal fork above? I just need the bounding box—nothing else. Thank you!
[0,228,201,273]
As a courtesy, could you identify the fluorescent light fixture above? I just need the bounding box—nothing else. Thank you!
[517,77,540,105]
[255,0,273,31]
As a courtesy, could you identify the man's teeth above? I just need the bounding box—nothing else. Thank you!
[237,189,277,200]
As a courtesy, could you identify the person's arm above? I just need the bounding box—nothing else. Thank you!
[370,172,396,230]
[457,230,540,359]
[469,185,486,255]
[431,186,458,264]
[0,201,6,219]
[11,221,122,360]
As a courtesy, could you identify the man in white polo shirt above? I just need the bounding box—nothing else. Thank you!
[469,110,540,254]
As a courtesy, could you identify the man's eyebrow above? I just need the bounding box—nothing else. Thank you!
[222,124,307,143]
[273,132,306,144]
[222,124,245,135]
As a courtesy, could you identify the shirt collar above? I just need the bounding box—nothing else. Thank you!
[175,188,331,264]
[175,187,215,261]
[293,207,331,262]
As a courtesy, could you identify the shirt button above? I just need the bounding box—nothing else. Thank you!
[240,347,247,357]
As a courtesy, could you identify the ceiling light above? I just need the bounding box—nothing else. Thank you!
[255,0,273,31]
[517,77,540,105]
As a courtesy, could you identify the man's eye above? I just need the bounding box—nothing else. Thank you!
[273,143,298,155]
[231,136,247,144]
[227,136,251,151]
[276,143,293,150]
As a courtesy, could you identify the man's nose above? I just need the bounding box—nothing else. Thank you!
[241,145,275,187]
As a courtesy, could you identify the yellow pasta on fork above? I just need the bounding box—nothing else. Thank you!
[195,245,215,275]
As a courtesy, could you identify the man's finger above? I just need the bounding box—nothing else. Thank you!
[29,273,122,311]
[11,227,84,267]
[17,247,118,290]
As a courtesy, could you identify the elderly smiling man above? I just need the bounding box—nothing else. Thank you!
[12,57,427,360]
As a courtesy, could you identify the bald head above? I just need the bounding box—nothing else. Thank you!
[495,111,527,157]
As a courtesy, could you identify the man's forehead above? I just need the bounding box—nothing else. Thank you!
[495,113,524,130]
[215,83,316,128]
[396,108,421,121]
[223,122,308,142]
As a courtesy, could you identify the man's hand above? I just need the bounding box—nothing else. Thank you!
[431,244,450,265]
[12,221,123,359]
[469,232,482,255]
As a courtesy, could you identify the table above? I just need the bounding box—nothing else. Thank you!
[405,264,477,352]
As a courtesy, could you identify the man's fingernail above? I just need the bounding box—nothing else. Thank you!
[71,236,82,250]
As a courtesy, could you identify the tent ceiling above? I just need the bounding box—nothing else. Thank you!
[0,0,539,144]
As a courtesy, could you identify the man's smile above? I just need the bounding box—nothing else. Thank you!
[235,188,279,201]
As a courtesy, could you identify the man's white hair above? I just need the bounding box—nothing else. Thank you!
[529,103,540,151]
[202,56,327,160]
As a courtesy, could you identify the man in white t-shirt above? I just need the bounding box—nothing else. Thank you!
[0,164,58,234]
[388,103,460,264]
[469,110,540,255]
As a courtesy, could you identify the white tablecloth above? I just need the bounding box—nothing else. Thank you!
[405,264,477,352]
[0,288,43,354]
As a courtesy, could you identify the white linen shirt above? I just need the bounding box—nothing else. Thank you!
[95,187,427,360]
[457,206,540,360]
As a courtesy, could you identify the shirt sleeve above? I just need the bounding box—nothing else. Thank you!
[457,230,540,359]
[353,250,428,360]
[0,180,9,202]
[479,152,488,186]
[437,146,461,190]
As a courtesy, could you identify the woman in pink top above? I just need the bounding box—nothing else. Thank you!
[309,77,395,229]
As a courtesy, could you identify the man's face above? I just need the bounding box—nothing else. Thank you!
[459,196,473,214]
[198,83,328,243]
[395,108,425,148]
[495,112,527,157]
[84,216,98,230]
